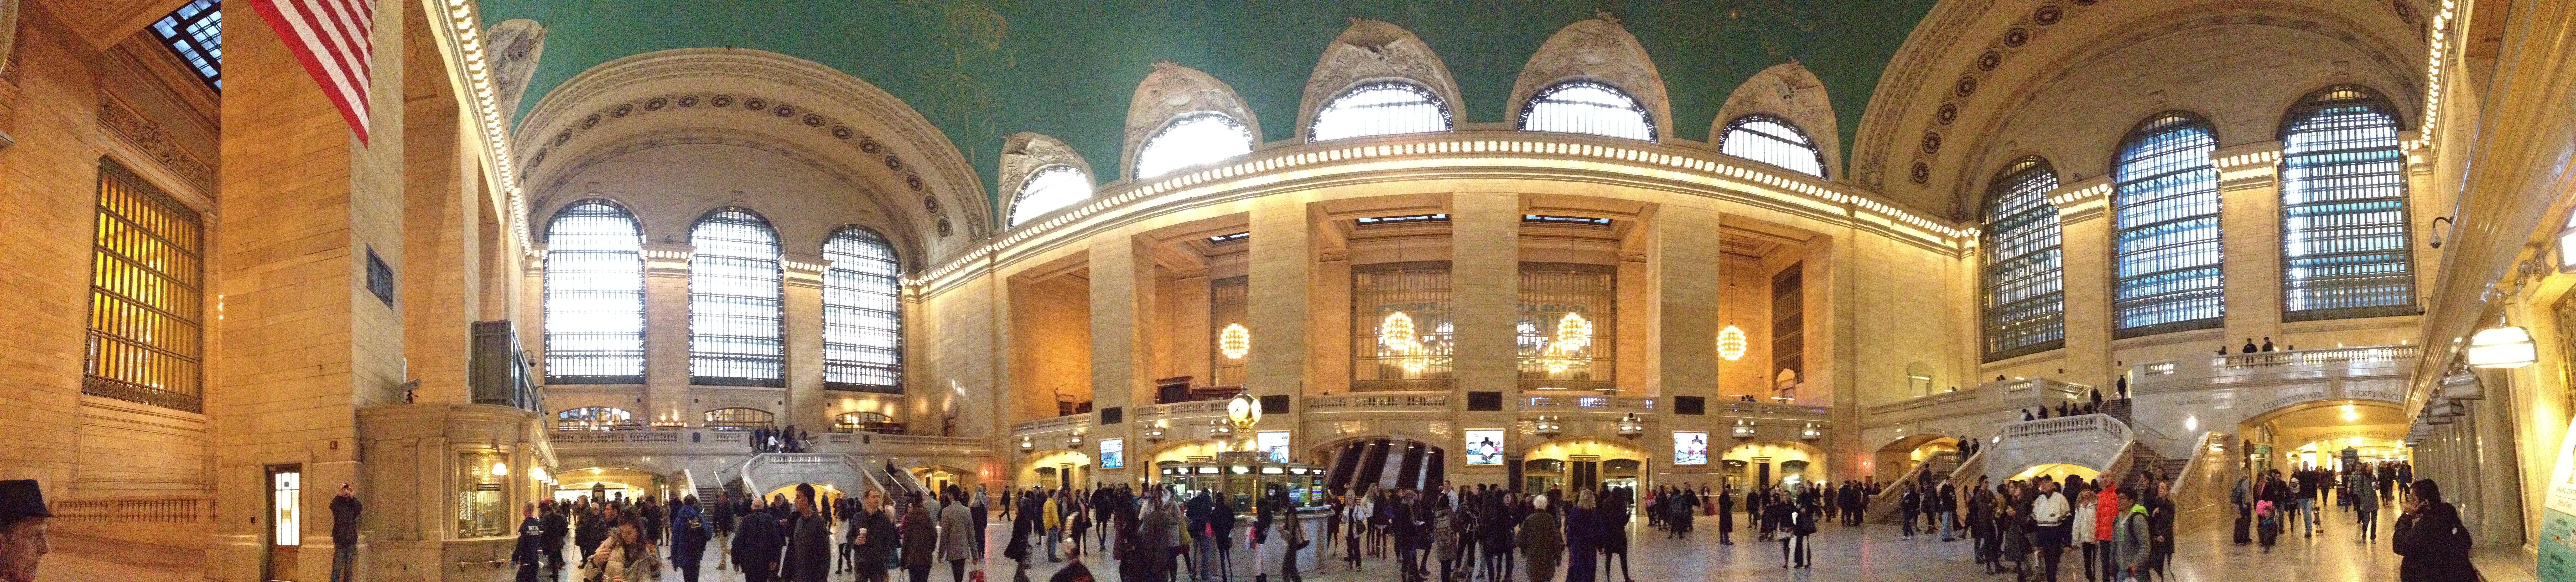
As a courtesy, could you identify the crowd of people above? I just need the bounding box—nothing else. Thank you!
[751,426,816,453]
[2233,461,2415,550]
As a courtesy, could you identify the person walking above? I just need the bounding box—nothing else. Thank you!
[2034,480,2071,582]
[733,497,785,582]
[1563,490,1597,582]
[672,496,711,582]
[2111,488,2150,582]
[1139,489,1178,582]
[854,490,898,582]
[783,485,833,582]
[1275,486,1306,582]
[542,501,570,580]
[902,494,940,582]
[330,484,363,582]
[1713,487,1731,545]
[1519,495,1564,582]
[2071,486,2098,582]
[588,520,666,582]
[2392,480,2477,582]
[2352,471,2381,541]
[515,503,546,582]
[939,491,980,582]
[1212,493,1238,582]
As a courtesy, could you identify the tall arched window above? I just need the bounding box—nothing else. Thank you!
[1517,80,1654,142]
[1718,114,1827,178]
[1134,112,1255,179]
[1006,165,1092,227]
[823,226,903,393]
[2111,113,2224,337]
[1309,81,1453,142]
[689,208,784,386]
[1981,158,2064,360]
[543,200,646,383]
[2281,85,2414,320]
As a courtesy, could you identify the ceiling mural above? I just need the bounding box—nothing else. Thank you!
[480,0,1939,217]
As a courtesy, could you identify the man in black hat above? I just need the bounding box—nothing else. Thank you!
[0,479,53,582]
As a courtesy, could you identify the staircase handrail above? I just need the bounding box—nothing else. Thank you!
[2163,430,2240,534]
[1947,447,1989,490]
[1866,451,1959,522]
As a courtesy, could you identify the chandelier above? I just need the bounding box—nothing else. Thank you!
[1218,323,1251,359]
[1540,312,1593,373]
[1717,325,1748,361]
[1379,311,1431,373]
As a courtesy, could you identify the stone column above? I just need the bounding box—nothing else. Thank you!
[642,242,693,424]
[783,257,826,431]
[1246,201,1312,444]
[1451,192,1521,467]
[1656,200,1722,485]
[2048,178,2113,387]
[2214,143,2284,341]
[1091,233,1154,434]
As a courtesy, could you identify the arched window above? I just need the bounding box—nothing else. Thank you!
[1980,158,2065,360]
[823,226,903,393]
[555,407,633,431]
[2111,113,2224,337]
[833,411,898,434]
[543,200,646,383]
[2281,86,2414,320]
[1517,80,1654,142]
[688,209,783,386]
[1006,165,1091,227]
[1134,112,1255,179]
[1309,81,1453,142]
[702,407,775,431]
[1718,114,1827,178]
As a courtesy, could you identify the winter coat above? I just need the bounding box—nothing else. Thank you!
[731,509,784,572]
[1433,505,1461,560]
[939,502,978,563]
[2392,502,2478,582]
[2111,506,2151,574]
[854,508,898,567]
[900,505,939,567]
[1517,508,1564,568]
[669,505,709,568]
[782,512,832,582]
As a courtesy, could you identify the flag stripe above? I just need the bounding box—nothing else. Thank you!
[250,0,376,144]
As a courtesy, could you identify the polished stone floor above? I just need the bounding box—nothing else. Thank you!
[31,502,2539,581]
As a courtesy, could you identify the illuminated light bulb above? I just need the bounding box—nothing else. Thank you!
[1218,323,1251,359]
[1379,312,1416,350]
[1716,325,1749,361]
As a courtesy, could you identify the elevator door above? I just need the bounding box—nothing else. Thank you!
[266,465,302,581]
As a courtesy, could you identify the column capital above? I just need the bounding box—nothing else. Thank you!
[643,242,693,275]
[2212,141,2284,189]
[2046,176,2114,222]
[783,253,828,288]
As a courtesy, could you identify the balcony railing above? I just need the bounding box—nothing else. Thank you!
[1306,393,1449,411]
[1521,396,1654,411]
[2131,344,2420,389]
[2212,344,2418,369]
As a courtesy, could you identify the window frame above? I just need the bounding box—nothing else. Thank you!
[1307,80,1454,142]
[83,158,207,413]
[2277,85,2417,322]
[822,225,904,393]
[687,207,786,387]
[1979,157,2066,361]
[1006,164,1092,228]
[541,199,649,385]
[1716,114,1828,178]
[1133,111,1255,179]
[702,407,776,431]
[2109,112,2226,338]
[1516,80,1657,142]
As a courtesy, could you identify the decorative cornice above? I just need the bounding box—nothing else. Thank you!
[95,87,213,196]
[2045,177,2112,222]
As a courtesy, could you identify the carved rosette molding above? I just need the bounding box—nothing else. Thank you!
[96,87,213,195]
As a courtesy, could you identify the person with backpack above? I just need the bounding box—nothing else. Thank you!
[2111,488,2151,582]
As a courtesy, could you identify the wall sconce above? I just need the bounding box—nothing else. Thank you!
[1209,418,1234,438]
[2466,324,2538,368]
[1716,325,1748,361]
[1533,415,1563,438]
[1065,432,1085,449]
[1019,436,1035,454]
[1731,420,1756,438]
[1144,423,1167,444]
[1800,424,1823,440]
[491,461,509,476]
[1616,413,1644,439]
[2430,216,2453,249]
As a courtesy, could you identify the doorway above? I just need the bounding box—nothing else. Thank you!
[1569,455,1601,491]
[266,465,302,581]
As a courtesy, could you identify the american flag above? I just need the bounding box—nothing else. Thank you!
[249,0,376,144]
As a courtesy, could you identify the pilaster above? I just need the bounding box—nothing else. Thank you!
[1089,234,1154,430]
[1451,192,1521,452]
[2214,142,2284,342]
[783,257,826,430]
[1655,201,1721,482]
[2047,177,2113,385]
[642,243,692,422]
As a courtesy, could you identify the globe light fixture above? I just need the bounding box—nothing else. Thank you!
[1717,325,1748,361]
[1226,393,1263,430]
[1219,323,1251,359]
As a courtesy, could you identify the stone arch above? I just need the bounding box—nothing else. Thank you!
[514,48,984,260]
[527,126,921,261]
[2266,82,2412,139]
[1712,62,1841,178]
[1119,62,1262,182]
[1509,15,1673,142]
[998,132,1096,229]
[1294,18,1466,143]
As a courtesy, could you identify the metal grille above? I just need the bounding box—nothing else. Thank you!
[1134,112,1254,179]
[542,201,646,383]
[1718,114,1826,178]
[147,0,221,91]
[702,407,775,431]
[1309,81,1453,142]
[689,209,784,386]
[1518,264,1616,391]
[1771,264,1804,397]
[1981,157,2064,360]
[2111,113,2224,338]
[824,226,903,393]
[84,160,204,412]
[1008,165,1092,227]
[1517,80,1656,142]
[2281,86,2415,321]
[1351,262,1453,392]
[1210,276,1249,387]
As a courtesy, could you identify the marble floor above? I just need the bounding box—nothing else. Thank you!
[32,503,2536,581]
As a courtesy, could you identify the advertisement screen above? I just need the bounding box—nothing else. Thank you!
[1257,431,1292,463]
[1673,431,1710,466]
[1464,429,1507,465]
[1099,438,1125,469]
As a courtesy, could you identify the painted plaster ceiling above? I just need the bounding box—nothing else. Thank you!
[480,0,1940,211]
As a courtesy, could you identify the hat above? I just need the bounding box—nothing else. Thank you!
[0,480,50,521]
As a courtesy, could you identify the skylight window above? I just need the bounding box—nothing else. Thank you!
[1355,214,1449,225]
[1007,165,1092,227]
[1518,81,1654,142]
[1719,114,1826,178]
[1134,112,1255,179]
[1310,81,1453,142]
[1207,232,1250,244]
[1524,215,1610,225]
[148,0,222,91]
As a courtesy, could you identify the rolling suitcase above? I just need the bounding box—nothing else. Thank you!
[2232,515,2252,545]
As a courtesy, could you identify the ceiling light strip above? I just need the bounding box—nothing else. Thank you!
[441,0,533,257]
[2405,0,2458,152]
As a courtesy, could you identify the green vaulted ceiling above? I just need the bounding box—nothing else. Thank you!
[480,0,1940,219]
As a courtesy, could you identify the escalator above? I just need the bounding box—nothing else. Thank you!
[1326,441,1368,492]
[1393,441,1428,490]
[1356,439,1392,490]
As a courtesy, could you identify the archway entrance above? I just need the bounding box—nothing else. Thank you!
[2233,400,2409,476]
[1871,433,1963,482]
[757,482,849,510]
[1520,437,1650,494]
[555,467,665,503]
[2007,463,2101,482]
[911,465,973,495]
[1722,441,1824,491]
[1315,436,1446,493]
[1016,451,1094,491]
